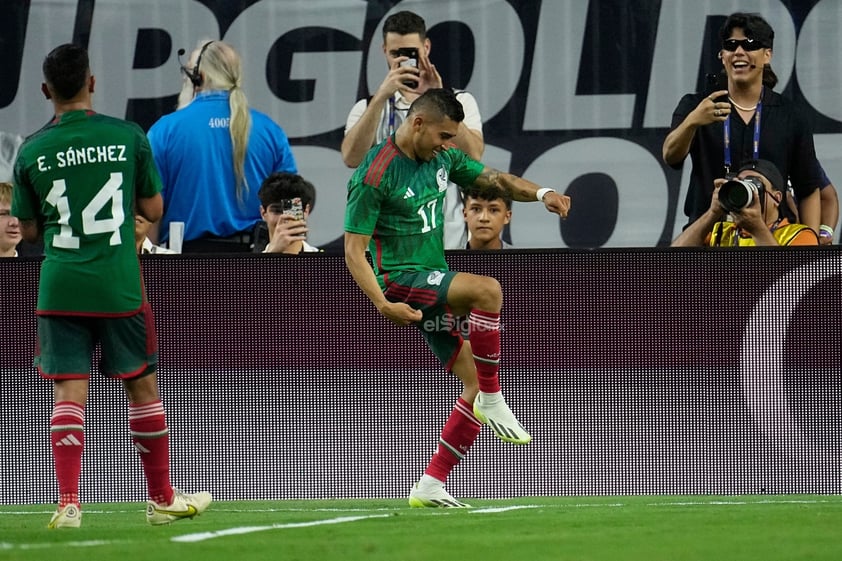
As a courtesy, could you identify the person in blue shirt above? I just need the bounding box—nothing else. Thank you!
[147,39,297,252]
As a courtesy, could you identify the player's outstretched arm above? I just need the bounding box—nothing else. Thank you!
[344,232,422,326]
[473,167,571,218]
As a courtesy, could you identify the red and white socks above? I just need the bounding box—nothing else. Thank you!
[51,401,85,508]
[469,309,502,394]
[424,397,483,482]
[129,400,174,506]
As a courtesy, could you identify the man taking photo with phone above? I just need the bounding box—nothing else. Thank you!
[342,9,484,249]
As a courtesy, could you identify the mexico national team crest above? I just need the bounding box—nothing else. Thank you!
[427,271,445,286]
[436,167,448,192]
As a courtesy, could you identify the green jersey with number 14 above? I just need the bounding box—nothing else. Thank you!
[12,110,162,315]
[345,136,483,285]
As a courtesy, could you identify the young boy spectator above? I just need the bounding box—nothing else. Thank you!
[462,185,513,250]
[0,182,22,257]
[255,172,320,254]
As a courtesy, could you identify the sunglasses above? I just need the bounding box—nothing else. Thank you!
[722,38,766,52]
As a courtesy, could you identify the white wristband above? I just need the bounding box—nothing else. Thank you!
[819,224,834,238]
[536,188,555,202]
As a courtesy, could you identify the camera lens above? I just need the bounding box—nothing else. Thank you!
[719,179,754,212]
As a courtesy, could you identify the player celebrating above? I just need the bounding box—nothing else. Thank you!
[344,88,571,507]
[12,43,210,528]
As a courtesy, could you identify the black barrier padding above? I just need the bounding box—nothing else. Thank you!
[1,248,840,502]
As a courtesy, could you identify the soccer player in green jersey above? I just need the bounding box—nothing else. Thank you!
[12,44,211,528]
[345,88,571,507]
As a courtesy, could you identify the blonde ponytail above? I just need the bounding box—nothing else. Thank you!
[193,40,253,203]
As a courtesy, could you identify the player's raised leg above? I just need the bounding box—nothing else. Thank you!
[447,272,532,444]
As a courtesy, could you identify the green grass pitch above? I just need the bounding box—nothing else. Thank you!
[2,496,841,561]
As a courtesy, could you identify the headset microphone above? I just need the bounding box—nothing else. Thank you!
[177,41,214,88]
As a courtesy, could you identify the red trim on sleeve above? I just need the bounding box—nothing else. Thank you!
[364,139,399,187]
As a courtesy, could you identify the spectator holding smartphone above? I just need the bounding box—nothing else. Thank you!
[255,172,320,254]
[663,12,824,234]
[342,10,484,249]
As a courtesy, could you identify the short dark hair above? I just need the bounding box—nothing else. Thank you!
[719,13,778,88]
[43,43,90,100]
[408,88,465,123]
[382,10,426,40]
[462,185,512,210]
[258,172,316,212]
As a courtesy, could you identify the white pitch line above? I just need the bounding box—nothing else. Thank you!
[470,505,542,514]
[171,514,392,543]
[0,509,131,516]
[1,540,127,550]
[217,507,398,513]
[645,499,838,507]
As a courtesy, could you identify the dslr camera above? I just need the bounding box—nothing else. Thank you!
[718,176,765,213]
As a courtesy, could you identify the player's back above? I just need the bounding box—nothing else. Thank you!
[15,110,161,315]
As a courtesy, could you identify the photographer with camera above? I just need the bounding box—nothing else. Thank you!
[342,10,484,249]
[672,159,818,247]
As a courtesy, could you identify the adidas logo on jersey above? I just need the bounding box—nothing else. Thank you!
[403,187,416,199]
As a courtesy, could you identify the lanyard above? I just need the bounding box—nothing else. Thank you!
[723,88,763,176]
[388,96,396,135]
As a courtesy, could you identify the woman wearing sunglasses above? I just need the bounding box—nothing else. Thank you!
[663,12,825,236]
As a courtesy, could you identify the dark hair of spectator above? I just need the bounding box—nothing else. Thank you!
[258,172,316,212]
[462,185,513,210]
[719,12,778,89]
[382,10,427,40]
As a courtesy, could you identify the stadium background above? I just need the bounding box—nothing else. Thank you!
[2,249,840,503]
[1,0,841,248]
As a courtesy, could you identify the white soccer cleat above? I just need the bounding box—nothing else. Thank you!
[146,488,212,525]
[473,392,533,445]
[408,481,471,508]
[48,503,82,529]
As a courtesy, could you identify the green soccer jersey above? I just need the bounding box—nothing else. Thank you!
[345,136,484,285]
[12,110,162,315]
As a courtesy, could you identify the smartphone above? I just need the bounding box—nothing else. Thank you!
[705,72,728,99]
[283,197,304,221]
[396,47,418,88]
